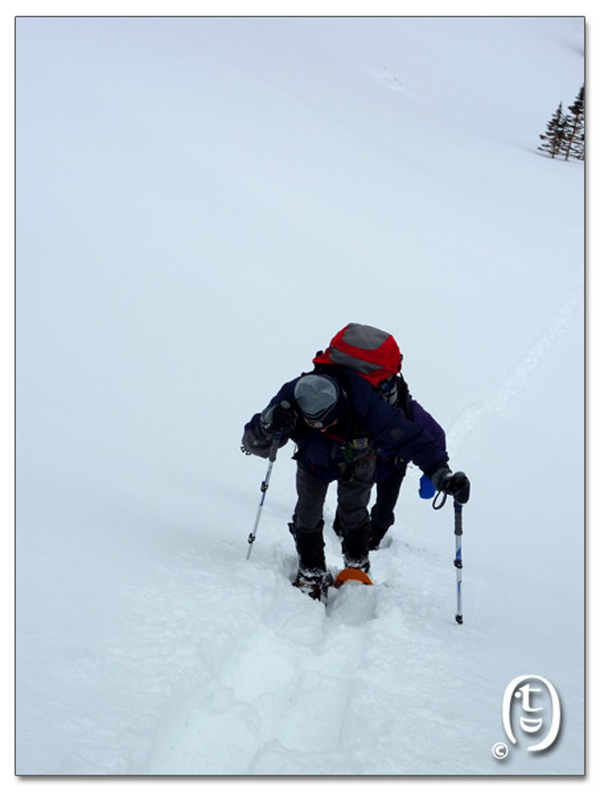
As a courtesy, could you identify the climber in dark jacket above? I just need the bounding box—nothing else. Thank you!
[368,373,448,550]
[242,365,469,598]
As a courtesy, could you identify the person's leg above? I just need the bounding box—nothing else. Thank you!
[290,466,329,573]
[370,465,406,549]
[336,453,376,570]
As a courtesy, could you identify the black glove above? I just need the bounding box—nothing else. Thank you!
[431,467,471,504]
[261,400,297,436]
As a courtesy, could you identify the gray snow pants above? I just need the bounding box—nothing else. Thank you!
[291,452,376,570]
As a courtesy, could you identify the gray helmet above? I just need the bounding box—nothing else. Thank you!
[294,374,341,428]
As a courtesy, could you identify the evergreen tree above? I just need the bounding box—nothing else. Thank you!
[564,85,585,161]
[538,102,567,159]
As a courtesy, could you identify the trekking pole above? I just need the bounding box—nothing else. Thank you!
[453,500,463,625]
[433,492,464,624]
[246,436,281,560]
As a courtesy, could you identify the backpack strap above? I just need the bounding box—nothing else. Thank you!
[397,374,414,420]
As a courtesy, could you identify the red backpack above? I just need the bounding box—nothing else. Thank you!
[312,323,402,386]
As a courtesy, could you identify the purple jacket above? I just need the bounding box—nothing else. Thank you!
[376,398,447,481]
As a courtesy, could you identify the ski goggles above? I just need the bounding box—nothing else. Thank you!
[304,417,339,431]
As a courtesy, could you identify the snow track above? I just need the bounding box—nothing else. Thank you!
[112,527,486,776]
[447,277,583,454]
[144,551,381,774]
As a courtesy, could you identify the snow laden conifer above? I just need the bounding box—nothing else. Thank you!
[564,85,585,161]
[538,86,585,161]
[538,102,567,159]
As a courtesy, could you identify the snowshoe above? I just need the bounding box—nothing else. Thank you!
[333,567,373,588]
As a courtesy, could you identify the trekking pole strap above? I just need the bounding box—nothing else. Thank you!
[432,490,447,510]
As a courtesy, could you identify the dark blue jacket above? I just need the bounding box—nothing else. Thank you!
[243,368,448,482]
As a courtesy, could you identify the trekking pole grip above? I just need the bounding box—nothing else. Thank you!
[268,436,280,463]
[454,499,463,537]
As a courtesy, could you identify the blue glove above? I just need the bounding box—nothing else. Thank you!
[419,475,435,499]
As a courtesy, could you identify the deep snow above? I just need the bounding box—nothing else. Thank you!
[16,16,585,776]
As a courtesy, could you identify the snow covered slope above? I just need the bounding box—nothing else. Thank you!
[16,16,584,775]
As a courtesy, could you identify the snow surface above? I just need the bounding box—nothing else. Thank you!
[16,16,585,777]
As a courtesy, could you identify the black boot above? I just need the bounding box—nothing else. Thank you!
[289,520,329,599]
[369,520,391,550]
[292,565,332,600]
[369,503,396,550]
[341,520,371,573]
[289,519,326,570]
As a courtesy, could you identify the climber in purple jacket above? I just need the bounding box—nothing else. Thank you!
[368,373,448,550]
